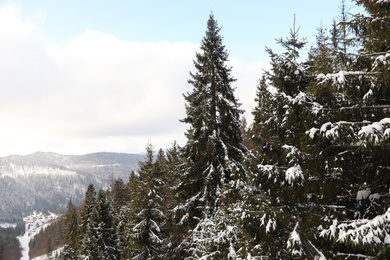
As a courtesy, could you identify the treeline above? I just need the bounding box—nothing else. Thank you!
[61,143,181,259]
[58,0,390,259]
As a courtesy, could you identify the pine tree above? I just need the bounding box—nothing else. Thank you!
[107,177,127,232]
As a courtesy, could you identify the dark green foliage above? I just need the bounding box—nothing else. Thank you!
[173,13,249,259]
[0,223,24,260]
[248,0,390,258]
[78,183,96,237]
[51,3,390,259]
[125,143,167,260]
[250,19,311,258]
[350,0,390,52]
[175,11,246,228]
[62,200,78,260]
[90,189,121,259]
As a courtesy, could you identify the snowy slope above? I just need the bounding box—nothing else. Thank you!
[17,211,59,260]
[0,152,143,221]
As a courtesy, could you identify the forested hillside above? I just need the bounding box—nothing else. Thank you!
[55,0,390,259]
[0,152,143,222]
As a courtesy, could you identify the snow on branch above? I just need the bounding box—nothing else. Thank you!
[287,222,304,258]
[319,207,390,248]
[282,144,303,165]
[257,164,279,182]
[260,213,277,233]
[317,71,366,86]
[306,121,363,142]
[285,164,304,186]
[358,118,390,145]
[372,51,390,70]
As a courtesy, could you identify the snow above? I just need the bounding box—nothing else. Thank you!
[306,239,327,260]
[0,222,16,228]
[317,71,366,86]
[32,247,63,260]
[287,222,303,257]
[320,207,390,247]
[311,102,323,115]
[258,164,277,180]
[320,121,341,139]
[3,164,77,178]
[18,230,30,260]
[307,127,319,139]
[356,189,371,200]
[363,89,373,100]
[266,219,276,233]
[369,193,381,200]
[289,230,301,245]
[260,214,276,233]
[285,164,304,186]
[282,144,301,164]
[292,91,308,104]
[358,118,390,144]
[17,211,59,260]
[373,51,390,69]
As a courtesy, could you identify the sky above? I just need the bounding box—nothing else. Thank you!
[0,0,364,156]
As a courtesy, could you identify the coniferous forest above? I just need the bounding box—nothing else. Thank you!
[58,0,390,259]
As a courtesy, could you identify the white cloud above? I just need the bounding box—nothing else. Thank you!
[0,4,267,156]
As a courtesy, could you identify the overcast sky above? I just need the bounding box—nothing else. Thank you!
[0,0,363,156]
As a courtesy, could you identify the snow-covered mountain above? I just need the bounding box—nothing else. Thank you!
[0,152,143,221]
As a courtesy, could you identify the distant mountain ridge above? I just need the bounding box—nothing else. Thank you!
[0,151,144,222]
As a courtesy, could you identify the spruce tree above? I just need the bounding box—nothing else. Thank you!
[174,13,247,258]
[78,184,96,235]
[78,183,97,258]
[307,0,390,257]
[62,199,79,260]
[126,142,167,259]
[117,171,139,256]
[250,19,313,258]
[89,189,121,259]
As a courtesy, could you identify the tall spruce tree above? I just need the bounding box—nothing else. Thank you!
[174,13,247,258]
[126,142,167,259]
[89,189,121,259]
[62,199,79,260]
[250,19,315,258]
[78,183,97,258]
[117,171,139,257]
